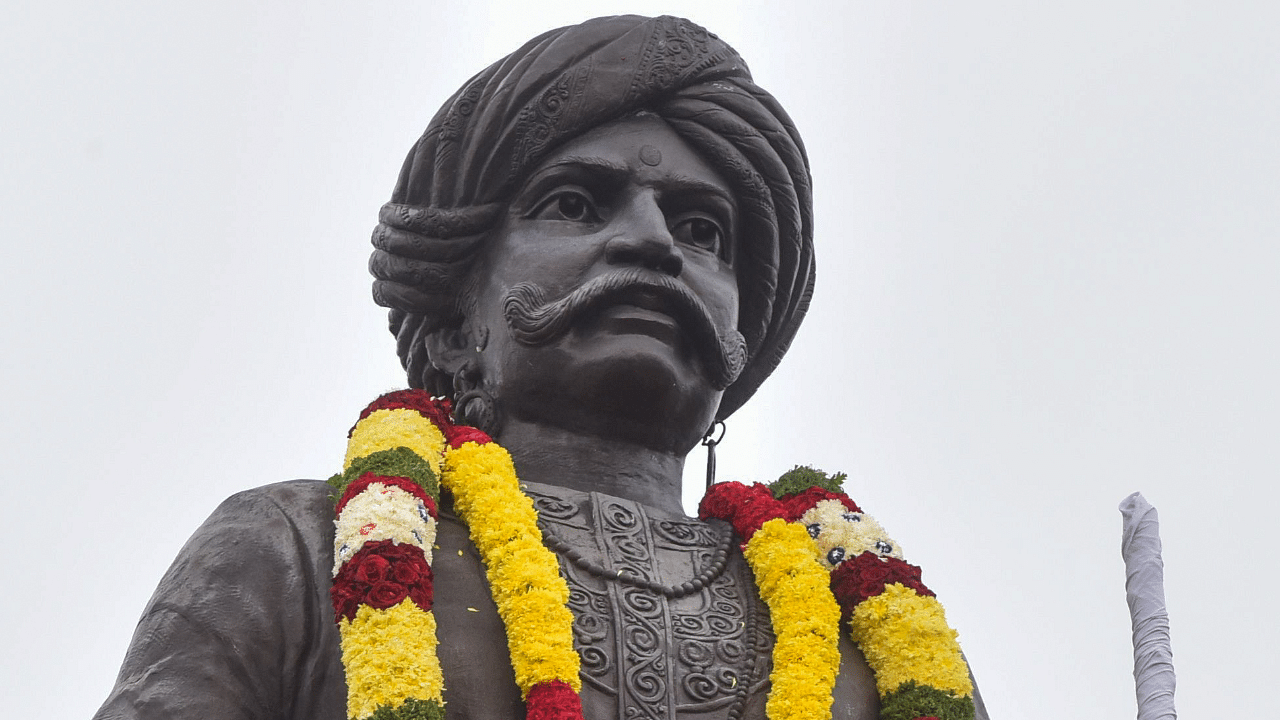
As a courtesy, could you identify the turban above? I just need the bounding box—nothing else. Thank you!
[371,14,815,421]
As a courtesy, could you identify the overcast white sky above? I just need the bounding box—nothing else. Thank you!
[4,2,1278,718]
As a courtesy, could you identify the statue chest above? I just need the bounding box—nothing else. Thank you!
[431,486,774,720]
[528,487,773,720]
[431,484,880,720]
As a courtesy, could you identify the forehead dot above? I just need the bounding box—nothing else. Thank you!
[638,145,663,166]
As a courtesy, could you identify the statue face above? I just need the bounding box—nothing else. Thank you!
[467,114,741,451]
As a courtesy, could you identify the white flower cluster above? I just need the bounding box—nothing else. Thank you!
[798,499,903,569]
[333,482,437,575]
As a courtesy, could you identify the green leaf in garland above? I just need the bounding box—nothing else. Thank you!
[364,697,445,720]
[327,446,440,499]
[768,465,848,498]
[878,681,974,720]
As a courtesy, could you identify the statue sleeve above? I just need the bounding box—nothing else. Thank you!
[94,480,346,720]
[971,662,991,720]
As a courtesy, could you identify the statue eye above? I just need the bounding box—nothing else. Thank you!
[826,547,846,565]
[671,213,725,256]
[806,523,821,538]
[875,540,893,555]
[557,193,589,220]
[531,189,600,223]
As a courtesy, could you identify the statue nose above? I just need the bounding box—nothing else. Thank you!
[604,190,683,276]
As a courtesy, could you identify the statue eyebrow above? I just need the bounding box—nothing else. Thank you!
[543,155,630,175]
[662,172,737,207]
[522,156,630,193]
[524,156,736,205]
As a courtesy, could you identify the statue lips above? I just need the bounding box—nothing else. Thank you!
[593,287,684,346]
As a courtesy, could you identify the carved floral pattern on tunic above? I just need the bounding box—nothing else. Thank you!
[526,484,773,720]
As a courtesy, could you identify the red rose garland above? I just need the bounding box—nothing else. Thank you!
[331,540,436,622]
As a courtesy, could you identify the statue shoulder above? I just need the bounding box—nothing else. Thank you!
[96,479,346,720]
[161,479,335,583]
[212,478,335,524]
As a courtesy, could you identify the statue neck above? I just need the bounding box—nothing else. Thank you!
[492,417,688,515]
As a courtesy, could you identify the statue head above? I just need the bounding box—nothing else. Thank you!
[370,15,814,452]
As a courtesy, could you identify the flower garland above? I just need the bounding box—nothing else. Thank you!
[329,390,973,720]
[699,468,975,720]
[328,390,582,720]
[441,439,583,715]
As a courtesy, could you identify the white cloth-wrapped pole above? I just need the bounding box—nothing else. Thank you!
[1119,492,1177,720]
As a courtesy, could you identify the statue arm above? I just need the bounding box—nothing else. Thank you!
[970,659,991,720]
[94,481,344,720]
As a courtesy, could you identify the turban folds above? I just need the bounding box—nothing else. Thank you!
[372,14,815,420]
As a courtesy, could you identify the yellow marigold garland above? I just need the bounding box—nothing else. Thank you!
[743,519,843,720]
[344,408,446,475]
[849,585,972,699]
[338,600,445,719]
[441,441,582,695]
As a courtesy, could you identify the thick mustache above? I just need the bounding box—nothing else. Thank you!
[502,268,747,390]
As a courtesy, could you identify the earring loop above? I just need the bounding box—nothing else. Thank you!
[701,420,726,490]
[454,388,502,437]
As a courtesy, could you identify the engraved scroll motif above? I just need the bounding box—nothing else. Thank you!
[511,64,593,179]
[528,487,772,720]
[628,17,738,104]
[438,75,486,144]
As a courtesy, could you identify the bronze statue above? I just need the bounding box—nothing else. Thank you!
[97,15,987,720]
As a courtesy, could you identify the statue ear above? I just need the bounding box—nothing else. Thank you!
[424,324,500,433]
[423,325,476,379]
